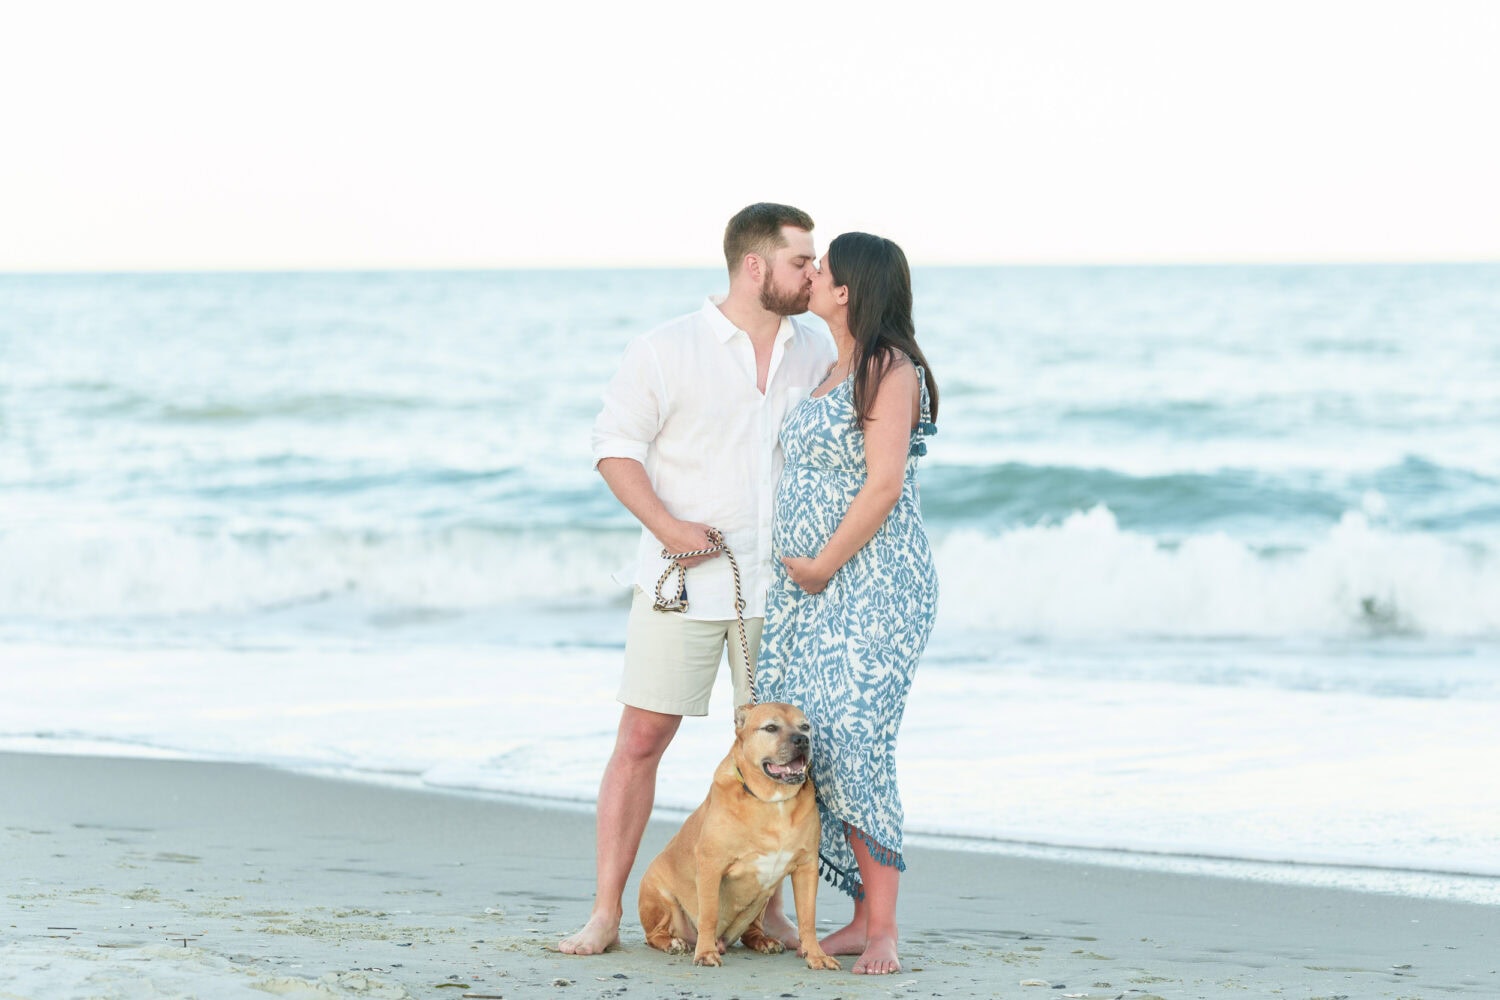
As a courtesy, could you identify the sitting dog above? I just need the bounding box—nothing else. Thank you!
[637,701,840,970]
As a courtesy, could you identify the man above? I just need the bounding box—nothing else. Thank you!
[559,203,835,955]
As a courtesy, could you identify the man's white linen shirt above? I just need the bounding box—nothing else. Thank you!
[592,296,836,621]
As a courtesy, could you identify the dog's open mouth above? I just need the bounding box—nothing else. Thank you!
[762,755,808,784]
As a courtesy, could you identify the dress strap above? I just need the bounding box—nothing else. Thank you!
[911,364,936,457]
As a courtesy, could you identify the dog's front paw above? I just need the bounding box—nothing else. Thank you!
[693,947,723,967]
[803,949,841,971]
[666,937,689,955]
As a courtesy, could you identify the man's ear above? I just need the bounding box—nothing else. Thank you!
[743,252,765,283]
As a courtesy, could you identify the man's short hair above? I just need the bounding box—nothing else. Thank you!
[723,203,815,274]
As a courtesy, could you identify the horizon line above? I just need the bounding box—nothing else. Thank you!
[4,255,1499,277]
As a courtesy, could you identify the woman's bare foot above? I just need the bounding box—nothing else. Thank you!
[818,919,867,956]
[557,913,621,955]
[851,933,900,975]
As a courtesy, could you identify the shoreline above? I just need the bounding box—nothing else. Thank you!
[9,734,1499,908]
[5,750,1497,999]
[7,634,1500,897]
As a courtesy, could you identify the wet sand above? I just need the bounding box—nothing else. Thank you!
[3,750,1496,998]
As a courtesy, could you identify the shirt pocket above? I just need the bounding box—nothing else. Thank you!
[777,385,814,429]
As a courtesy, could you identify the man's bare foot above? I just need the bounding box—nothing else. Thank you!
[557,913,621,955]
[759,908,801,950]
[818,920,867,956]
[851,933,900,975]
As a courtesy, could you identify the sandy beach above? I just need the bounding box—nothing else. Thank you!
[3,751,1495,999]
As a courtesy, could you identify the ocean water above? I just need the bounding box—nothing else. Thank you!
[2,265,1498,904]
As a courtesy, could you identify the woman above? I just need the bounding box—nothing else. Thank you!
[757,232,939,976]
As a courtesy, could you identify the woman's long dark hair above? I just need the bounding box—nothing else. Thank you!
[827,232,939,429]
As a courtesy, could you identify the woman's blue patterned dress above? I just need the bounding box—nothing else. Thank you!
[757,365,938,899]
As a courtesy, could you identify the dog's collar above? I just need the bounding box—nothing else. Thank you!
[731,763,763,800]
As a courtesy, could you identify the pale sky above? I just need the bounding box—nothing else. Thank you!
[3,0,1498,270]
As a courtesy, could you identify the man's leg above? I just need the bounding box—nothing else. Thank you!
[558,705,681,954]
[759,881,802,950]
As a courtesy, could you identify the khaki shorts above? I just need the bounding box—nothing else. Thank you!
[617,587,762,716]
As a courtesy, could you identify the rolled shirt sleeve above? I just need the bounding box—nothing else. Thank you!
[591,335,667,469]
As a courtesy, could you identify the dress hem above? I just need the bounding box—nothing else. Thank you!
[817,824,908,901]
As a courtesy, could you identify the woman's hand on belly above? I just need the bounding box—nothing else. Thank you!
[781,555,833,595]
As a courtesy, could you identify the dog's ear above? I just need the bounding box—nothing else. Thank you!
[733,703,751,732]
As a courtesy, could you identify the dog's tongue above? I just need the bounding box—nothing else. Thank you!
[766,757,807,778]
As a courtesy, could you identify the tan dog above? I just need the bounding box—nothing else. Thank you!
[637,702,840,970]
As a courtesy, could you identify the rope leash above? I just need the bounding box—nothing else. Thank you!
[652,527,756,707]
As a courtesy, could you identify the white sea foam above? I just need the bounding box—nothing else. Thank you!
[5,508,1496,640]
[936,506,1500,638]
[0,523,635,618]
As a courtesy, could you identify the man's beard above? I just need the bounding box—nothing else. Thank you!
[759,275,811,316]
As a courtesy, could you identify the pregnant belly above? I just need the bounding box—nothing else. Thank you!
[773,476,852,559]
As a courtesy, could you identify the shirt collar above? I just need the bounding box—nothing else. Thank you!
[704,295,796,346]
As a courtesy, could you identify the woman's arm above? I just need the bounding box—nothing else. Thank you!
[782,356,919,594]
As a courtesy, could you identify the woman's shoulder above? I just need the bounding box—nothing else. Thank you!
[873,346,916,374]
[868,349,919,410]
[873,348,919,386]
